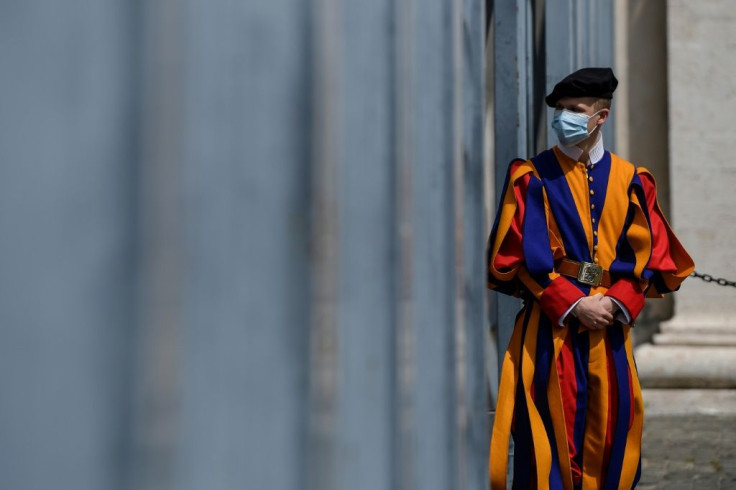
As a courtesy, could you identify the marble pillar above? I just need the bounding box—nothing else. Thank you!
[662,0,736,336]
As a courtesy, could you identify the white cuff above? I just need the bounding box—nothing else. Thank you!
[610,297,632,324]
[559,298,584,326]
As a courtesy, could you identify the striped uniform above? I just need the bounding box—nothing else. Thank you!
[487,147,694,489]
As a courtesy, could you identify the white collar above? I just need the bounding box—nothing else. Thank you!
[557,133,605,165]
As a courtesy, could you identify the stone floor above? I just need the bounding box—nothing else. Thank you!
[638,390,736,489]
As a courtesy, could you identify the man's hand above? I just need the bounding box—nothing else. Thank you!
[573,293,617,330]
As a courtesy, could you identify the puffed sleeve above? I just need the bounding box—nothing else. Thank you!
[637,168,694,296]
[487,159,585,324]
[605,167,694,320]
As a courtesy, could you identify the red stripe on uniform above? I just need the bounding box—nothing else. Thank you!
[494,172,530,270]
[556,331,582,484]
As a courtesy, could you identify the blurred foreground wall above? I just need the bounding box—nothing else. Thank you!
[0,1,488,489]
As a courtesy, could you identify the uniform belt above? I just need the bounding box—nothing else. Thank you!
[557,258,612,288]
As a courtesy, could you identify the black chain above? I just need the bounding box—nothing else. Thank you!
[690,271,736,288]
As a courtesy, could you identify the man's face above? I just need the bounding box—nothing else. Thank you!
[555,96,609,134]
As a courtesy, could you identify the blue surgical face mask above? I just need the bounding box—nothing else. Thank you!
[551,109,601,146]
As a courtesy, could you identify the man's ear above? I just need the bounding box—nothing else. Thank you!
[597,108,610,125]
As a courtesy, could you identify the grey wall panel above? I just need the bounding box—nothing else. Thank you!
[545,0,580,90]
[0,1,137,489]
[545,0,616,149]
[332,0,397,489]
[0,0,495,488]
[308,1,341,489]
[461,0,490,488]
[392,0,417,488]
[491,0,525,386]
[490,0,532,479]
[129,1,185,488]
[174,1,312,489]
[407,1,460,489]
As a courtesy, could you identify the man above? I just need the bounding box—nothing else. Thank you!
[486,67,694,489]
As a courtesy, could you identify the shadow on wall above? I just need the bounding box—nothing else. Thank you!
[624,0,672,345]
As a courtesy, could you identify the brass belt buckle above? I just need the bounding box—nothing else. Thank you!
[578,261,603,287]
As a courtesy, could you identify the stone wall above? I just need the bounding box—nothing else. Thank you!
[665,0,736,332]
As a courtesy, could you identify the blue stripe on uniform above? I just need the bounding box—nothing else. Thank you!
[532,149,592,265]
[523,175,555,287]
[604,323,632,489]
[512,305,535,489]
[534,315,564,490]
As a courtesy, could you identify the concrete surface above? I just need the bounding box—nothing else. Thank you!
[640,389,736,489]
[652,333,736,347]
[635,344,736,388]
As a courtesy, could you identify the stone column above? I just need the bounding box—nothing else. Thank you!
[636,0,736,388]
[661,0,736,337]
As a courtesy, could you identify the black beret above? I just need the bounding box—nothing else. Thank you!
[545,67,618,107]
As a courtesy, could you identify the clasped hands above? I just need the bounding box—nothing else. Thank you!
[572,293,619,330]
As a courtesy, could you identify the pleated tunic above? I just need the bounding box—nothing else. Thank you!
[487,147,694,489]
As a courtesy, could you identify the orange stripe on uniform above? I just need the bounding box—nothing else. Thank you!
[489,307,527,489]
[597,155,634,269]
[519,308,553,489]
[619,326,644,488]
[627,190,653,279]
[489,162,535,282]
[581,329,609,489]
